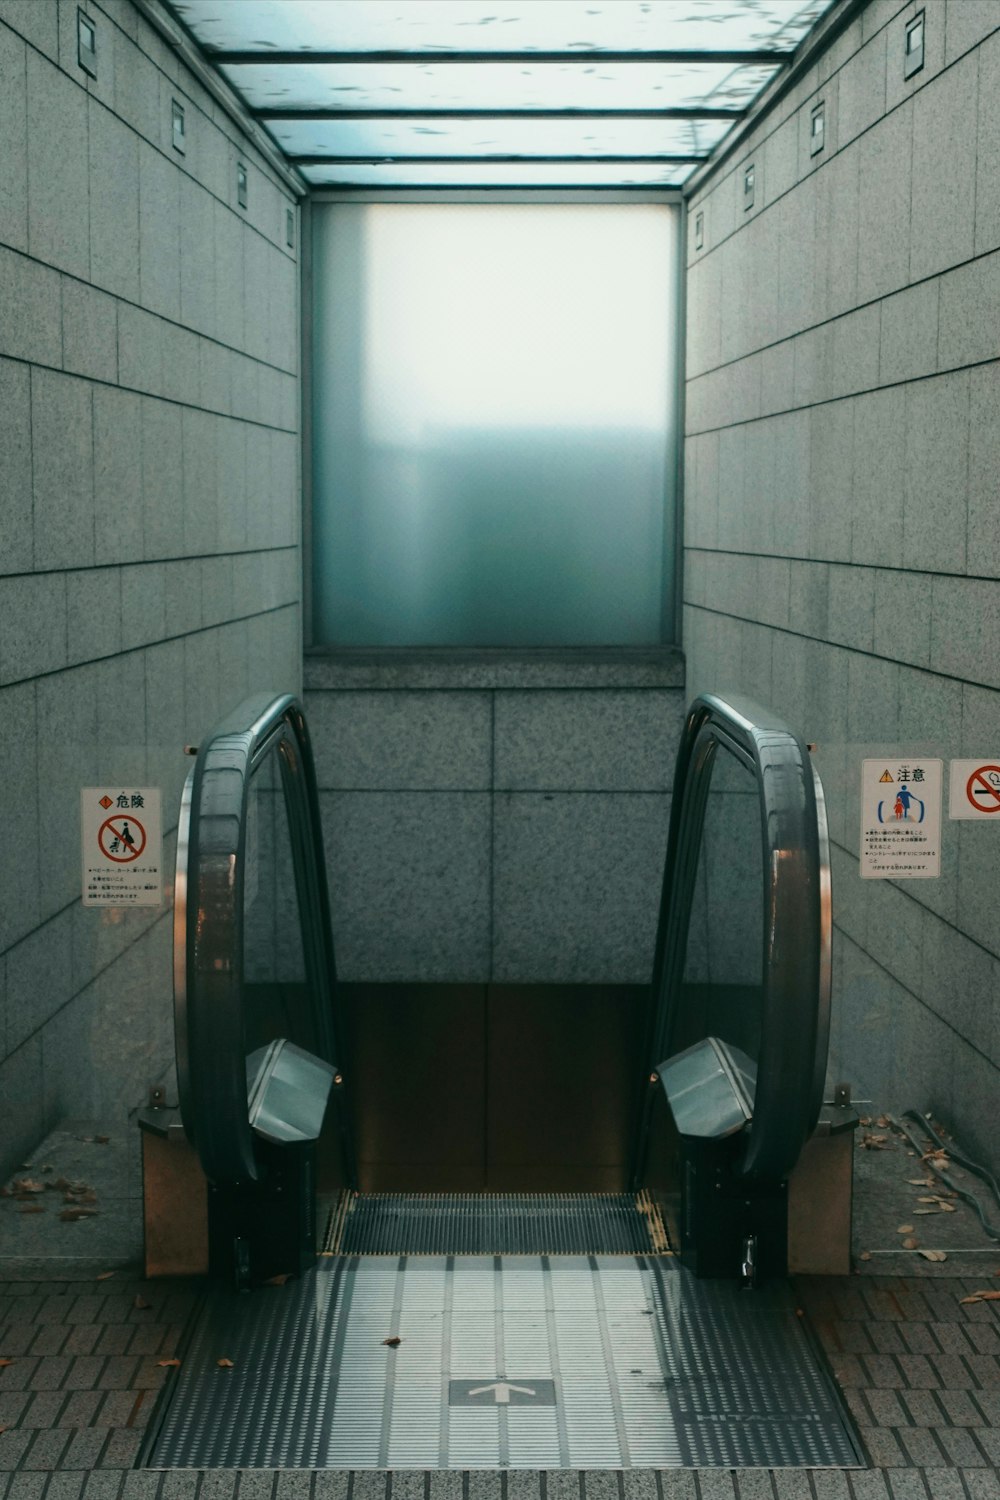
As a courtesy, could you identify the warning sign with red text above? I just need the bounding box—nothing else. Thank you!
[948,760,1000,820]
[81,788,162,907]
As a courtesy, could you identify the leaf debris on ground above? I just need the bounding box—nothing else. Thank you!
[382,1336,402,1347]
[960,1289,1000,1304]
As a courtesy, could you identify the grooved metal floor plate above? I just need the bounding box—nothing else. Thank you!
[328,1193,670,1256]
[147,1257,861,1469]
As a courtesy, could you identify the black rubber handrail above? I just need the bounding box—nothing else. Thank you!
[634,692,832,1184]
[173,692,353,1186]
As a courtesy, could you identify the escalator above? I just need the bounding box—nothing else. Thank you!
[141,690,861,1470]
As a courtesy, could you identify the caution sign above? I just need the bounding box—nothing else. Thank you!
[82,788,162,907]
[949,760,1000,820]
[860,759,942,879]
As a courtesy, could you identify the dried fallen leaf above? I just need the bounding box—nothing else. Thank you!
[94,1136,110,1145]
[157,1358,181,1368]
[914,1209,940,1216]
[0,1359,13,1368]
[216,1358,234,1369]
[908,1178,934,1187]
[902,1237,919,1250]
[134,1296,150,1310]
[898,1224,915,1234]
[263,1274,290,1286]
[59,1208,97,1222]
[960,1290,1000,1304]
[382,1336,402,1347]
[876,1115,891,1128]
[97,1272,114,1282]
[64,1191,97,1205]
[40,1165,53,1174]
[860,1134,890,1150]
[12,1179,44,1195]
[919,1249,947,1262]
[859,1251,872,1262]
[18,1204,44,1216]
[859,1116,872,1127]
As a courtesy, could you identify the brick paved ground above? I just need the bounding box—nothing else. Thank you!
[1,1269,999,1500]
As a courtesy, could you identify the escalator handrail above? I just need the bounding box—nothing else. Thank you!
[173,692,344,1184]
[639,691,832,1183]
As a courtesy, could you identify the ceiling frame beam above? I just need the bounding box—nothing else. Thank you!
[288,153,702,166]
[256,106,742,121]
[212,49,786,67]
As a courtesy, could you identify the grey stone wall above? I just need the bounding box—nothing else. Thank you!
[683,1,1000,1162]
[305,652,684,985]
[0,0,301,1173]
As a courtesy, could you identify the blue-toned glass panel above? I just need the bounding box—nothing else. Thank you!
[311,203,678,645]
[223,60,780,113]
[174,0,837,57]
[301,161,697,186]
[265,115,731,161]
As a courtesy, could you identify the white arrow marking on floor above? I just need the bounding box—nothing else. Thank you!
[467,1381,536,1404]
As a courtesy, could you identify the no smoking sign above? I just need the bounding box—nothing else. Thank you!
[949,760,1000,820]
[82,788,162,906]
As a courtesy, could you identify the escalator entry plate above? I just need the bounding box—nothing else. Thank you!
[326,1190,671,1256]
[146,1254,861,1470]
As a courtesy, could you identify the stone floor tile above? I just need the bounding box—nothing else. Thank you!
[97,1430,140,1467]
[813,1476,851,1500]
[0,1331,38,1358]
[931,1327,976,1357]
[900,1389,947,1425]
[94,1392,137,1428]
[20,1429,72,1470]
[884,1471,928,1500]
[968,1427,1000,1463]
[61,1430,108,1470]
[848,1474,890,1500]
[162,1476,199,1500]
[964,1326,1000,1356]
[936,1390,983,1426]
[897,1428,948,1466]
[922,1475,966,1500]
[62,1359,102,1392]
[198,1478,237,1500]
[6,1477,48,1500]
[465,1475,500,1500]
[97,1359,138,1392]
[82,1476,126,1500]
[898,1355,938,1388]
[0,1394,29,1426]
[870,1325,907,1355]
[861,1427,908,1466]
[236,1476,277,1500]
[620,1475,656,1500]
[93,1332,131,1360]
[20,1392,67,1428]
[931,1356,975,1389]
[427,1476,461,1500]
[866,1388,910,1425]
[543,1477,579,1500]
[26,1332,68,1360]
[43,1475,85,1500]
[62,1331,101,1359]
[65,1303,105,1329]
[696,1475,735,1500]
[579,1475,616,1500]
[962,1473,1000,1500]
[660,1478,697,1500]
[0,1430,35,1471]
[119,1472,160,1500]
[933,1427,987,1465]
[349,1480,385,1500]
[964,1355,1000,1387]
[770,1475,810,1500]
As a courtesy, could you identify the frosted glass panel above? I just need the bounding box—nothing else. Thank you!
[311,203,678,645]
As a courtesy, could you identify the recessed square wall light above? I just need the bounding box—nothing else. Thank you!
[77,8,97,77]
[694,210,704,250]
[810,101,825,156]
[171,99,186,154]
[237,162,248,209]
[743,163,755,210]
[904,11,925,78]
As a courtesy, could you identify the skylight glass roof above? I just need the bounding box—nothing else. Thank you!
[166,0,841,190]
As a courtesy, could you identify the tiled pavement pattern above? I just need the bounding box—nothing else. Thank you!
[2,1271,1000,1497]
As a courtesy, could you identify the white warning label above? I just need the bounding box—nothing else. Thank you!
[859,759,942,879]
[81,787,162,906]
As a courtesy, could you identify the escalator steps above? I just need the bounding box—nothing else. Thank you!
[325,1191,671,1256]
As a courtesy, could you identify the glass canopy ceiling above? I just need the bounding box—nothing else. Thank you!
[165,0,841,189]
